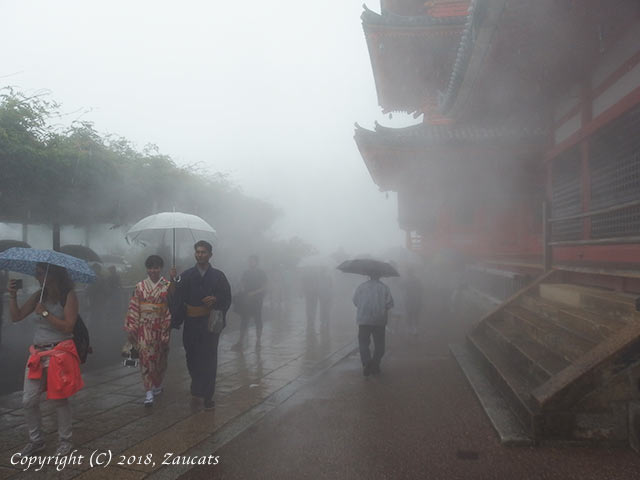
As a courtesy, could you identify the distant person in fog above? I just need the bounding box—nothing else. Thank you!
[106,265,122,317]
[317,270,333,328]
[85,263,106,324]
[232,255,267,351]
[106,265,121,295]
[353,274,394,377]
[301,268,332,329]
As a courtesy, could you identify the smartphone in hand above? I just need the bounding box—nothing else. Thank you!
[11,279,23,290]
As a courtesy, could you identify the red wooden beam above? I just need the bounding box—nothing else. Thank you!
[546,84,640,162]
[555,49,640,130]
[425,1,470,17]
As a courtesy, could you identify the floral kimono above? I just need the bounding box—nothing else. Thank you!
[125,277,172,390]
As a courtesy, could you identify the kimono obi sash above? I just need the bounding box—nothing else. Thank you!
[186,304,212,318]
[140,302,167,315]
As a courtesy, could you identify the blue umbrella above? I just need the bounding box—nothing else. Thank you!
[0,248,97,284]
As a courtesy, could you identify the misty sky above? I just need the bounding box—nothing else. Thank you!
[1,1,417,255]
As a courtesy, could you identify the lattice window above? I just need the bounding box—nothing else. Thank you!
[591,205,640,238]
[590,103,640,208]
[551,146,582,241]
[589,103,640,238]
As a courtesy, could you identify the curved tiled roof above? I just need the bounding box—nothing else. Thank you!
[437,0,483,114]
[361,4,468,28]
[354,121,547,146]
[361,4,469,115]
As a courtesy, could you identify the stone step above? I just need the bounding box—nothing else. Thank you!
[531,320,640,412]
[467,329,540,436]
[518,294,624,344]
[485,315,570,382]
[463,277,640,445]
[539,284,639,324]
[449,343,533,446]
[503,305,596,363]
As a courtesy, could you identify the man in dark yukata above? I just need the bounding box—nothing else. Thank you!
[171,240,231,410]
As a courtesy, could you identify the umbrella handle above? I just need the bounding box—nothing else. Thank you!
[38,264,50,304]
[172,228,176,267]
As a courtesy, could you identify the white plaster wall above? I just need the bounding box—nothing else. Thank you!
[554,84,581,123]
[554,113,581,145]
[592,23,640,88]
[591,22,640,117]
[553,22,640,135]
[593,61,640,117]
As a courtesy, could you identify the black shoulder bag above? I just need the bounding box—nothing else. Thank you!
[61,289,92,364]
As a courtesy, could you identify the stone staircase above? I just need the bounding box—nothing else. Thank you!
[459,272,640,446]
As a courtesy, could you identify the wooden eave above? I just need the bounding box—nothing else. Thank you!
[362,5,466,115]
[354,122,547,192]
[439,0,640,123]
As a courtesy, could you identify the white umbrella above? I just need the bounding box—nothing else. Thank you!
[126,212,216,266]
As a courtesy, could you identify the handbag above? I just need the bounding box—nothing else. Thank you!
[121,340,139,359]
[121,340,139,367]
[207,310,225,334]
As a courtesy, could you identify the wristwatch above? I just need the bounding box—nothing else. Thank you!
[41,310,50,318]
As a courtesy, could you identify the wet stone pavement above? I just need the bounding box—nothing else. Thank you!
[182,310,640,480]
[2,299,640,479]
[0,301,356,479]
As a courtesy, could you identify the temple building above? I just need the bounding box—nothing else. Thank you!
[356,0,640,448]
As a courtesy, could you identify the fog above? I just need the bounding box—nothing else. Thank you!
[0,0,415,255]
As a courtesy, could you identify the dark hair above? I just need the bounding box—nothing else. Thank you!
[249,254,259,262]
[36,262,74,303]
[194,240,213,253]
[145,255,164,268]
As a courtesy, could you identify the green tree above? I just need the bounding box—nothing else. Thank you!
[0,88,310,265]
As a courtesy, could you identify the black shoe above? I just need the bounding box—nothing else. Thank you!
[204,399,215,410]
[363,363,371,377]
[370,363,381,376]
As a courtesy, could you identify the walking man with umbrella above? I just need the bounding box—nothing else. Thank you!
[339,259,396,377]
[171,240,231,409]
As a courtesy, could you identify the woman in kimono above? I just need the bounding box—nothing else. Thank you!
[125,255,175,406]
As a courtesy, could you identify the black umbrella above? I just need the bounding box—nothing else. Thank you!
[59,244,102,263]
[0,239,31,252]
[337,258,399,278]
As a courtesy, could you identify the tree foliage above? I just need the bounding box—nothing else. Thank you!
[0,88,280,246]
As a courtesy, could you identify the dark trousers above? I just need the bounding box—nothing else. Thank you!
[183,317,220,402]
[238,306,263,343]
[358,325,386,367]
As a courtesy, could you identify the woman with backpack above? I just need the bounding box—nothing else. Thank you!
[124,255,175,406]
[7,262,84,458]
